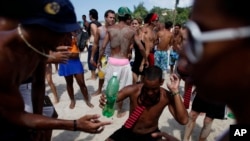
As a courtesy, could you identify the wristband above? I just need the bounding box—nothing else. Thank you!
[170,91,180,96]
[73,120,77,131]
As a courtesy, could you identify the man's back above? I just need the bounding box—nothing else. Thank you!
[108,23,135,58]
[157,29,173,51]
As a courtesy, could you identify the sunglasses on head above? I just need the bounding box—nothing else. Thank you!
[184,20,250,63]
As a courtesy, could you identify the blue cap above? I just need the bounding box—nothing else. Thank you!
[21,0,80,33]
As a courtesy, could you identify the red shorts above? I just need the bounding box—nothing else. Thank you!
[148,53,154,67]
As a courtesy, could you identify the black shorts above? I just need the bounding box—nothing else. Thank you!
[192,95,226,119]
[109,126,161,141]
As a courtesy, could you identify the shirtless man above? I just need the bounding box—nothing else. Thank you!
[98,7,137,118]
[100,66,188,141]
[82,14,89,30]
[142,13,159,67]
[180,0,250,140]
[90,9,116,96]
[169,23,183,73]
[0,0,111,140]
[155,21,173,79]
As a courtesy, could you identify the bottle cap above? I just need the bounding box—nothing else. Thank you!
[113,72,118,76]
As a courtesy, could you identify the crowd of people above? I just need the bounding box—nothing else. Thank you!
[1,0,248,140]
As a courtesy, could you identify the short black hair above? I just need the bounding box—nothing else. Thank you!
[165,21,173,29]
[144,66,162,81]
[144,13,153,24]
[89,9,98,20]
[104,9,115,18]
[118,14,131,22]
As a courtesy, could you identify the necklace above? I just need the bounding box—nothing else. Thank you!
[17,24,55,59]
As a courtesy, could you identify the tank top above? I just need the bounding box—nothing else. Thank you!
[99,26,111,56]
[87,21,102,36]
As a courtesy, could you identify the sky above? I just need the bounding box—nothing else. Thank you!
[70,0,193,22]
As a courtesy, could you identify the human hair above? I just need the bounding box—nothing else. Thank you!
[104,9,115,18]
[144,13,153,24]
[174,23,182,28]
[82,15,86,18]
[144,13,158,24]
[133,17,143,25]
[144,66,162,81]
[118,14,131,22]
[89,9,98,20]
[165,21,173,29]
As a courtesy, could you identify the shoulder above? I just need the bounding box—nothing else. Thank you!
[120,84,141,95]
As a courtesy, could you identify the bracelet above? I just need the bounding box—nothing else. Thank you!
[170,91,180,96]
[73,120,77,131]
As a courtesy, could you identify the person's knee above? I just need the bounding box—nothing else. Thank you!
[189,111,199,121]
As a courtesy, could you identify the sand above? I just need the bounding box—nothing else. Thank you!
[48,51,235,141]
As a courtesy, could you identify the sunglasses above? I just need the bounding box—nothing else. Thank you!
[184,20,250,63]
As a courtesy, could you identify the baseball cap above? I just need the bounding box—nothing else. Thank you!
[117,7,132,17]
[21,0,80,33]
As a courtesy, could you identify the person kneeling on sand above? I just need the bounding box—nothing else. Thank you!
[99,66,188,141]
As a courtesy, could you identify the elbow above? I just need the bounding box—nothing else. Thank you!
[178,113,189,125]
[180,117,189,125]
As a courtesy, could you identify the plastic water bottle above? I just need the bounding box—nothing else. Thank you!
[102,72,119,118]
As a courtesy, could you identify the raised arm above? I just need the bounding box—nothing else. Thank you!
[167,73,188,125]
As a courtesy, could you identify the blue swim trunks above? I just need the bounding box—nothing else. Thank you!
[169,50,179,66]
[58,58,84,76]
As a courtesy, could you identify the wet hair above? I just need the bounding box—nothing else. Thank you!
[144,66,162,81]
[89,9,98,20]
[104,9,115,18]
[165,21,173,29]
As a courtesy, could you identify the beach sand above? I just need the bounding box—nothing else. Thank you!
[49,51,235,141]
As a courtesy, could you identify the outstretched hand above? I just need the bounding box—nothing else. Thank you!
[167,73,180,93]
[77,114,111,133]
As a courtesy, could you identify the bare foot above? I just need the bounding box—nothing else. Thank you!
[117,110,126,118]
[69,100,76,109]
[86,101,94,108]
[92,90,102,96]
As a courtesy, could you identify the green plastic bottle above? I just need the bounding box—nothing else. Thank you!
[102,72,119,118]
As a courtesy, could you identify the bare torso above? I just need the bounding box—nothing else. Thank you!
[157,29,173,51]
[108,23,135,59]
[127,84,170,134]
[0,21,43,85]
[172,33,183,53]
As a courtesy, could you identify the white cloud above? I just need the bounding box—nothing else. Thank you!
[148,0,193,9]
